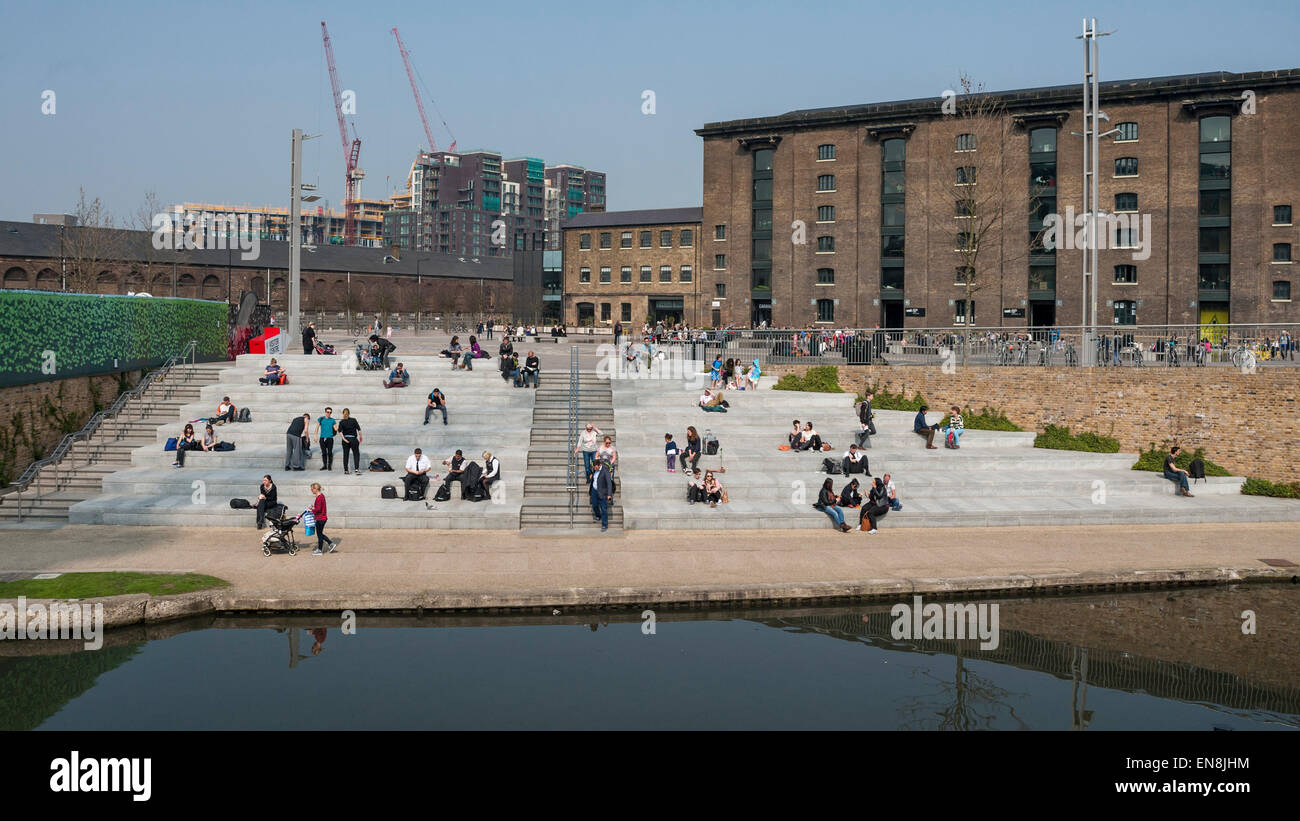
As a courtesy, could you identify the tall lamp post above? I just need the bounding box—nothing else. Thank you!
[1075,19,1119,365]
[288,127,321,344]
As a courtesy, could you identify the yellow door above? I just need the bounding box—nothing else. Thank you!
[1198,306,1228,344]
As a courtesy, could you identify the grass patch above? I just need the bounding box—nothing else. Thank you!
[1131,444,1231,476]
[857,383,926,412]
[773,366,844,393]
[1034,425,1122,453]
[1240,478,1300,499]
[0,572,230,599]
[938,407,1024,432]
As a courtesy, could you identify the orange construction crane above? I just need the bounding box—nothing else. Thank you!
[322,21,364,245]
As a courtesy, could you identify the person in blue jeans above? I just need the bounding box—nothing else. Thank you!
[424,388,448,425]
[314,407,338,470]
[1163,446,1195,497]
[815,478,851,532]
[590,460,614,532]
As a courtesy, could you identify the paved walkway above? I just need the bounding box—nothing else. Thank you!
[1,523,1296,605]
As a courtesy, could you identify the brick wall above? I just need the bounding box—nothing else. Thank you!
[0,372,141,486]
[774,364,1299,483]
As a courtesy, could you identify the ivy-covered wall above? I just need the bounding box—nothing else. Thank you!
[0,291,227,388]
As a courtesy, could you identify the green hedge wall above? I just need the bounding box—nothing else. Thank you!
[0,291,228,387]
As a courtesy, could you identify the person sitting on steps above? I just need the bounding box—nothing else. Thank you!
[943,405,964,449]
[424,388,448,425]
[814,477,852,532]
[842,443,869,475]
[914,405,938,449]
[259,358,284,386]
[384,362,410,389]
[1164,445,1195,497]
[402,447,432,500]
[838,478,863,508]
[788,420,802,448]
[797,421,822,451]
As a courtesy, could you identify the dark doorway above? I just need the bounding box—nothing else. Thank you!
[882,300,903,330]
[1030,301,1056,328]
[752,300,771,327]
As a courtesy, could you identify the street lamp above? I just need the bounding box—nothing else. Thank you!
[288,128,321,344]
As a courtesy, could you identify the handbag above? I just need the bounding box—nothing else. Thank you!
[300,509,316,537]
[164,437,178,452]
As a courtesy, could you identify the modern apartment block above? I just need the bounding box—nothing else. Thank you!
[562,207,702,326]
[696,69,1300,329]
[168,201,388,248]
[545,164,607,249]
[385,151,604,256]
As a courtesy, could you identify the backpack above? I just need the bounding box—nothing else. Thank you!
[381,485,398,499]
[405,483,426,501]
[369,457,394,472]
[1188,457,1206,482]
[164,437,178,452]
[229,498,251,509]
[822,457,842,475]
[703,430,719,455]
[237,407,251,423]
[433,483,452,502]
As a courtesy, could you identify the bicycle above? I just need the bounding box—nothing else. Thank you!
[1165,342,1180,368]
[1063,343,1078,367]
[1014,341,1029,366]
[1037,343,1051,366]
[1231,345,1256,370]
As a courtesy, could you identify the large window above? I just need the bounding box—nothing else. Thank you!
[753,148,774,172]
[816,174,836,192]
[818,144,836,161]
[1199,153,1231,180]
[660,230,672,247]
[818,205,835,222]
[1030,163,1056,189]
[1275,205,1292,225]
[817,299,835,322]
[882,139,905,163]
[621,303,632,322]
[1030,127,1057,154]
[1113,300,1137,325]
[1199,263,1230,291]
[680,265,692,282]
[599,266,611,283]
[620,266,631,283]
[751,269,771,289]
[956,133,975,151]
[752,209,773,231]
[579,267,591,283]
[752,238,771,261]
[1114,264,1137,283]
[1029,265,1055,292]
[639,231,651,248]
[715,254,726,269]
[1115,122,1139,142]
[715,224,727,240]
[882,235,904,257]
[1115,193,1138,212]
[954,300,974,324]
[715,283,726,298]
[956,166,976,185]
[659,265,672,283]
[817,236,835,253]
[640,266,651,282]
[1200,116,1231,143]
[620,231,632,248]
[579,233,591,250]
[599,232,611,249]
[1114,157,1138,177]
[1199,227,1230,254]
[884,203,906,225]
[1274,281,1292,301]
[882,170,905,195]
[881,268,904,291]
[1275,243,1293,262]
[681,229,693,247]
[817,268,835,284]
[1199,190,1230,217]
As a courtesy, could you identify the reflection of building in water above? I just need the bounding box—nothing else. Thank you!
[755,587,1300,727]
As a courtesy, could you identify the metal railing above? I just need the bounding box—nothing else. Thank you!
[2,341,199,521]
[565,345,580,527]
[647,324,1300,370]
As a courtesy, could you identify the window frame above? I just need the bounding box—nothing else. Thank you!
[1114,157,1139,178]
[1113,264,1138,284]
[579,266,591,283]
[714,224,726,240]
[817,204,836,223]
[639,230,652,248]
[1273,243,1293,263]
[579,232,591,250]
[680,229,693,247]
[714,254,726,270]
[659,265,672,283]
[599,232,611,249]
[816,298,835,323]
[955,133,976,152]
[816,174,836,193]
[1114,193,1138,213]
[817,144,836,161]
[660,230,673,248]
[1274,205,1293,226]
[816,235,835,253]
[620,231,632,249]
[599,266,611,284]
[1272,280,1292,302]
[620,266,632,283]
[1114,122,1139,142]
[956,166,977,186]
[680,265,692,282]
[639,265,652,283]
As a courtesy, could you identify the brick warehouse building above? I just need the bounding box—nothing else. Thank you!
[0,220,516,319]
[562,208,702,326]
[696,69,1300,329]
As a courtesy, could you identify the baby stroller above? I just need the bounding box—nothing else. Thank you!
[354,341,383,371]
[260,508,299,556]
[314,338,337,355]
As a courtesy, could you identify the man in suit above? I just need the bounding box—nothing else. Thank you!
[590,459,614,532]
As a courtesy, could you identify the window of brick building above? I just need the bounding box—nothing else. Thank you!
[681,229,693,247]
[579,267,591,283]
[715,283,726,298]
[1115,122,1138,142]
[660,265,672,282]
[817,299,834,322]
[1274,281,1292,301]
[1275,243,1293,263]
[640,266,651,282]
[817,268,834,284]
[621,266,631,282]
[599,267,611,283]
[1275,205,1293,226]
[818,205,835,222]
[714,224,726,240]
[660,230,672,247]
[620,231,632,248]
[640,231,651,248]
[579,233,591,249]
[818,144,836,161]
[1114,264,1137,283]
[680,265,692,282]
[817,236,834,253]
[956,133,976,151]
[1114,157,1139,177]
[599,232,611,249]
[1115,193,1138,212]
[715,254,726,269]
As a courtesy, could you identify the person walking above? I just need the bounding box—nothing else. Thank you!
[285,413,308,470]
[590,459,615,532]
[857,392,877,447]
[338,408,363,475]
[255,474,278,529]
[575,422,602,481]
[309,482,337,555]
[314,407,338,470]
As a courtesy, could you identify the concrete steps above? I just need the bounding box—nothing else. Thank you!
[521,377,621,530]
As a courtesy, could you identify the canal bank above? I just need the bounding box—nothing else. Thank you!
[0,522,1297,628]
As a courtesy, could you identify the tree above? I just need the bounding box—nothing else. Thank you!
[128,190,164,294]
[409,279,428,335]
[64,188,124,293]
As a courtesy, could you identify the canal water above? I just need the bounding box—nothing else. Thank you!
[3,584,1297,730]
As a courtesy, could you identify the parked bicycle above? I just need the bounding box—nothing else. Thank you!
[1231,345,1256,370]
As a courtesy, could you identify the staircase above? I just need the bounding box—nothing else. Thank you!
[520,377,623,529]
[0,363,230,524]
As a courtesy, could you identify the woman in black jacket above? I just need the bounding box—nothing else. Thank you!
[858,477,890,534]
[815,478,851,532]
[338,408,363,475]
[838,478,862,509]
[498,337,515,379]
[678,426,702,472]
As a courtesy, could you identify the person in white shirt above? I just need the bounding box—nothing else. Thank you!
[214,396,236,424]
[842,443,869,475]
[481,450,501,498]
[575,423,602,480]
[402,447,432,500]
[883,472,901,511]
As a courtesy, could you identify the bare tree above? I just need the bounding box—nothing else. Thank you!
[409,279,428,336]
[64,188,124,293]
[128,190,164,293]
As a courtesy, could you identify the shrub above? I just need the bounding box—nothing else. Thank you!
[773,366,844,393]
[1240,478,1300,499]
[1131,444,1230,476]
[1034,425,1121,453]
[938,407,1024,432]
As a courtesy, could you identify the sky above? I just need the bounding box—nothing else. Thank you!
[1,0,1297,223]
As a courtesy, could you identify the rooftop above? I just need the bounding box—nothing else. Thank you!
[563,207,702,229]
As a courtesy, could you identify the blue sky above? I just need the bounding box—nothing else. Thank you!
[1,0,1296,222]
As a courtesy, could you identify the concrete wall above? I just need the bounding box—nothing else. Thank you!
[0,371,141,486]
[774,364,1299,483]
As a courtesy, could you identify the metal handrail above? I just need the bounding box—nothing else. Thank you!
[565,345,579,527]
[2,340,199,521]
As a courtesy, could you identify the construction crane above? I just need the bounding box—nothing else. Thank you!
[392,27,456,154]
[321,21,364,245]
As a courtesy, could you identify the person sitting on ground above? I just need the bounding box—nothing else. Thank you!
[259,358,284,385]
[439,449,466,494]
[914,405,938,449]
[522,351,540,388]
[200,423,219,453]
[214,396,236,424]
[1163,445,1195,498]
[943,405,964,449]
[703,470,725,508]
[369,334,396,368]
[402,447,432,500]
[838,478,863,509]
[481,450,501,498]
[255,474,278,529]
[172,423,197,468]
[842,443,869,475]
[857,477,890,534]
[883,472,901,511]
[700,388,728,412]
[384,362,410,389]
[797,422,822,451]
[424,388,447,426]
[687,468,705,504]
[788,420,802,448]
[814,477,851,532]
